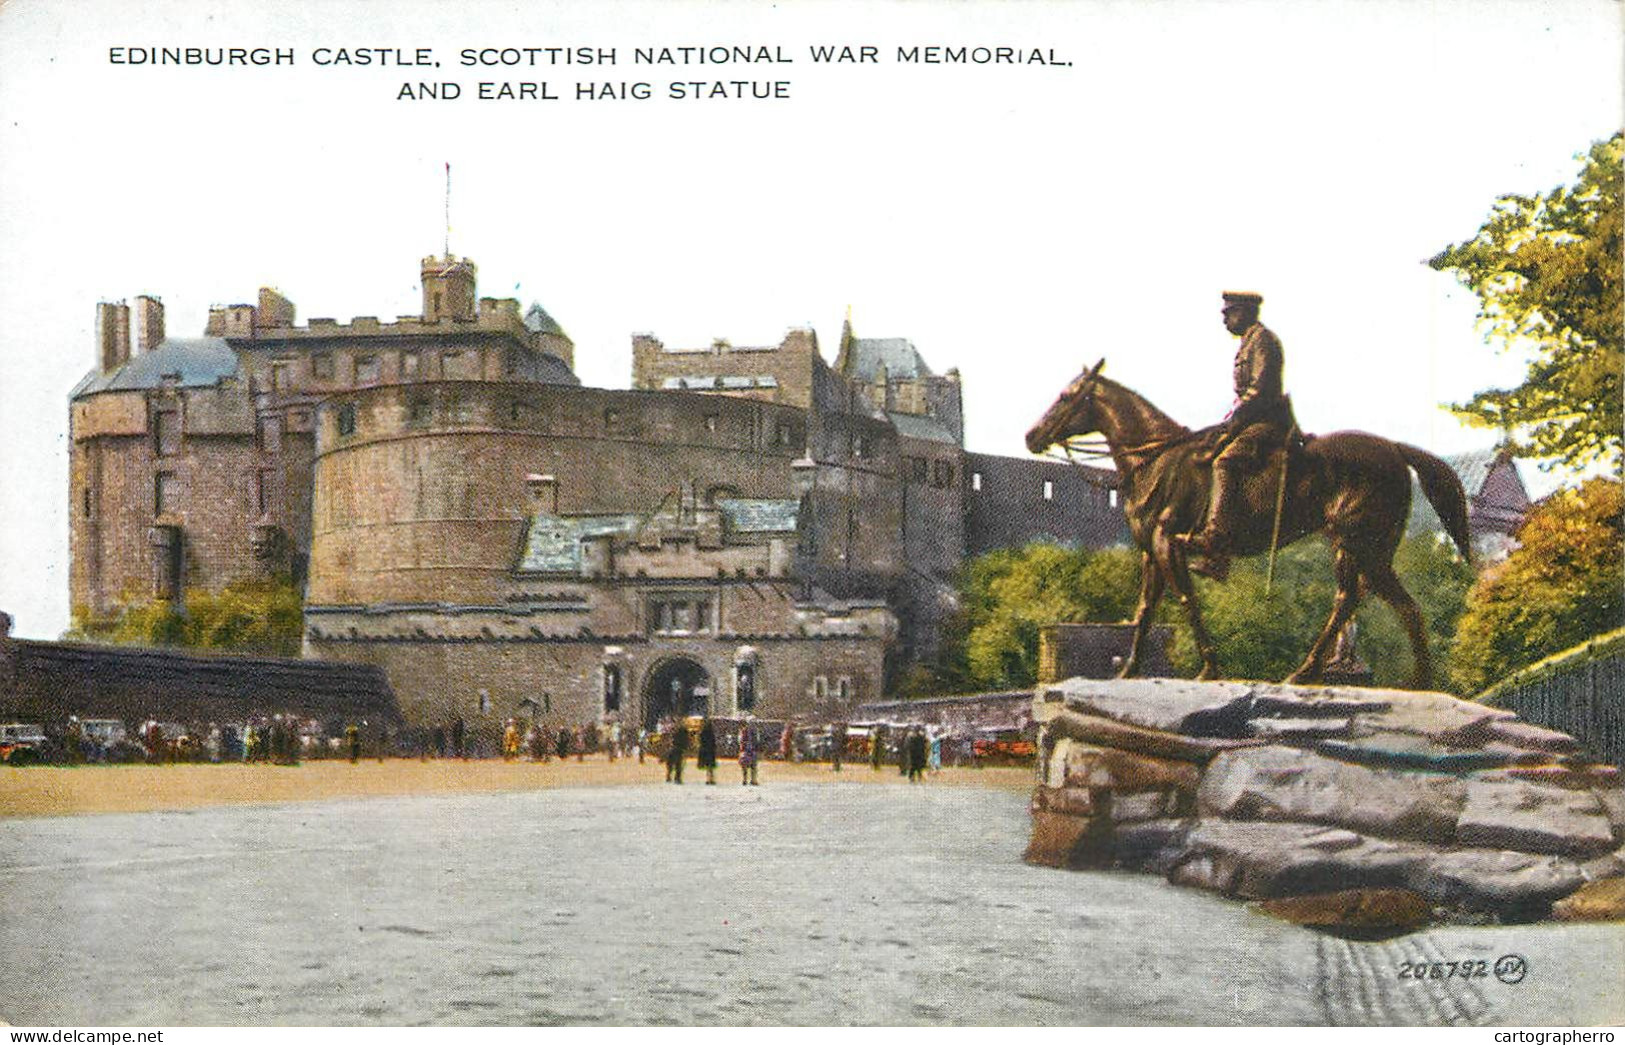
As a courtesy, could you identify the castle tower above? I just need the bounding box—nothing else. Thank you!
[421,255,477,322]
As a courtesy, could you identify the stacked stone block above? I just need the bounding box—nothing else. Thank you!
[1027,678,1625,927]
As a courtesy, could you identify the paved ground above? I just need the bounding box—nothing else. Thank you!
[0,781,1619,1025]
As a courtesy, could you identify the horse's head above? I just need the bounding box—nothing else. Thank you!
[1025,359,1107,454]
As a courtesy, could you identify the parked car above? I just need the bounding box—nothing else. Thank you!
[1,723,48,764]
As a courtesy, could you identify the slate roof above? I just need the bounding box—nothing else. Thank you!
[70,338,240,398]
[1446,446,1501,498]
[524,302,565,337]
[844,337,932,382]
[887,411,957,445]
[1405,447,1526,536]
[716,498,801,533]
[516,514,640,573]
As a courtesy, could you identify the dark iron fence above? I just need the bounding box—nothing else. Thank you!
[1485,650,1624,769]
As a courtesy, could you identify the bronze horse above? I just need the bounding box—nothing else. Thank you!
[1025,361,1472,688]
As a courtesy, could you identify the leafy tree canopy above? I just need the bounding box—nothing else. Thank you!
[67,579,305,658]
[1429,132,1622,472]
[922,535,1472,694]
[1448,477,1624,695]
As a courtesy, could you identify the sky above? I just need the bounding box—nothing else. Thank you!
[0,0,1619,639]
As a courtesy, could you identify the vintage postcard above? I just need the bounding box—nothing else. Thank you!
[0,0,1620,1030]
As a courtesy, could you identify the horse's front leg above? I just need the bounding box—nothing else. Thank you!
[1156,527,1219,680]
[1118,548,1164,678]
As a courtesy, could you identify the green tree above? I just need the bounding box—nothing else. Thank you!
[67,579,305,657]
[927,543,1143,691]
[1428,132,1623,472]
[1178,535,1476,690]
[1448,477,1624,694]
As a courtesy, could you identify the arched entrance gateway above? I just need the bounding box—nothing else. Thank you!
[641,657,712,731]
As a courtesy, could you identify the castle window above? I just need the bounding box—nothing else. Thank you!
[648,595,712,636]
[1109,488,1119,509]
[312,353,334,380]
[813,676,828,700]
[508,400,525,424]
[401,351,421,378]
[505,349,522,378]
[972,472,983,492]
[603,664,623,713]
[355,356,382,385]
[604,408,621,431]
[835,677,852,701]
[82,486,92,519]
[270,361,291,391]
[851,433,867,459]
[336,404,357,437]
[735,663,756,713]
[775,422,800,449]
[704,413,719,433]
[933,461,954,488]
[257,415,282,454]
[408,399,432,427]
[154,410,181,457]
[257,469,277,514]
[433,291,443,315]
[908,457,928,483]
[1043,479,1055,501]
[154,472,180,515]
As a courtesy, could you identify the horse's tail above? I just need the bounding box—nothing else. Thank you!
[1397,442,1473,564]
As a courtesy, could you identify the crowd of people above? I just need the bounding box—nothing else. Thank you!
[8,710,1028,774]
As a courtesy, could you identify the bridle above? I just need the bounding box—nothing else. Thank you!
[1037,359,1196,469]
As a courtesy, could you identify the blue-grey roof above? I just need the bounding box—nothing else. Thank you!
[844,337,932,382]
[1446,448,1500,498]
[1405,447,1524,535]
[516,514,640,573]
[887,411,957,445]
[717,498,801,533]
[70,338,240,398]
[524,303,565,337]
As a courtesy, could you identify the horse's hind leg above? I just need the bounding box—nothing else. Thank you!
[1287,543,1363,685]
[1364,562,1431,689]
[1119,549,1165,678]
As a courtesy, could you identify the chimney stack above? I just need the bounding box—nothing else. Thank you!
[135,295,165,353]
[96,300,131,372]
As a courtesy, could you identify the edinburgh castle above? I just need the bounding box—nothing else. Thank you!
[69,253,1127,730]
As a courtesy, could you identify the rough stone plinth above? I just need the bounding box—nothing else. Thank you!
[1028,676,1625,930]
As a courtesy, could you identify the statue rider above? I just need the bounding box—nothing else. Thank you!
[1176,291,1296,581]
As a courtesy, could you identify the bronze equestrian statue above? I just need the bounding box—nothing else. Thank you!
[1024,293,1472,689]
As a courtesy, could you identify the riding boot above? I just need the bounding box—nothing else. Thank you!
[1180,464,1240,581]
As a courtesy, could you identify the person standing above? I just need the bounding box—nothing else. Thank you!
[738,723,760,785]
[928,727,943,775]
[779,720,794,763]
[346,722,361,764]
[907,727,928,783]
[830,721,847,772]
[870,725,885,772]
[665,720,688,784]
[451,717,467,760]
[697,716,719,785]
